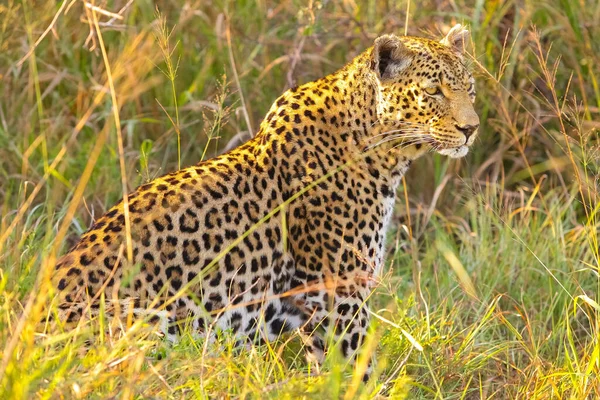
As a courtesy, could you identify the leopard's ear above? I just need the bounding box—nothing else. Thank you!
[440,24,469,55]
[371,34,412,81]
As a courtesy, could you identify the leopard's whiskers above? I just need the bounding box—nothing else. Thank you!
[364,133,428,151]
[369,119,428,129]
[366,128,427,141]
[363,124,430,151]
[388,137,430,152]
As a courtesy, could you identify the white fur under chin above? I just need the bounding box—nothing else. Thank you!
[438,145,469,158]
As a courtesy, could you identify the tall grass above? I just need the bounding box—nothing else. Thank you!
[0,0,598,398]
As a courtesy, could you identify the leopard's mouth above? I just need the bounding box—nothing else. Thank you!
[437,145,469,158]
[428,125,477,158]
[429,136,471,158]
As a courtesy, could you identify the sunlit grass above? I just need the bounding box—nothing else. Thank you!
[0,0,598,398]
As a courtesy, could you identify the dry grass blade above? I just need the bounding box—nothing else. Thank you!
[225,18,253,136]
[91,8,133,263]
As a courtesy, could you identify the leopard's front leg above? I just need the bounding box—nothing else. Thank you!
[298,284,375,381]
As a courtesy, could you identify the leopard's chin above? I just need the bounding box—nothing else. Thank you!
[437,145,469,158]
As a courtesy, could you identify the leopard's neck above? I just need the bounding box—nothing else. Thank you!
[248,49,426,193]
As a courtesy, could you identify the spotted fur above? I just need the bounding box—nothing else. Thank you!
[51,25,479,378]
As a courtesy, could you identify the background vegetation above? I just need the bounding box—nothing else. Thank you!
[0,0,598,398]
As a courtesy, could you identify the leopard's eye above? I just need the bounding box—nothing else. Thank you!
[424,86,443,96]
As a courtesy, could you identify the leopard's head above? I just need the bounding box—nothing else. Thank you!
[369,25,479,158]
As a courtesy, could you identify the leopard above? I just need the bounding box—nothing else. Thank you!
[50,24,479,379]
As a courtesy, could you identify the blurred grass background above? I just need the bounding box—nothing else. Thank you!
[0,0,598,398]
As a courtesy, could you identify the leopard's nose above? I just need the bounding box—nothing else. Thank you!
[455,124,479,142]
